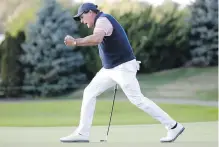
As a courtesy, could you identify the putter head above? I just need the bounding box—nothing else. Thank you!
[100,139,107,142]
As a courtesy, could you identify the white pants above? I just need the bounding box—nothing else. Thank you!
[75,59,176,136]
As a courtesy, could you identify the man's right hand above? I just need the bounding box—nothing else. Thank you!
[64,35,76,46]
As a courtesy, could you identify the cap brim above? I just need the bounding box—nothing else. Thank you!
[73,12,83,21]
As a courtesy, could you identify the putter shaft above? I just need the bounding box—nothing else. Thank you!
[104,84,117,141]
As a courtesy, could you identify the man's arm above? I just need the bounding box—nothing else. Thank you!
[75,31,105,46]
[64,17,113,47]
[75,17,113,46]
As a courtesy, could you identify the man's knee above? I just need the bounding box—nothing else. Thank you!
[83,85,101,99]
[120,82,132,90]
[129,96,150,109]
[83,86,92,99]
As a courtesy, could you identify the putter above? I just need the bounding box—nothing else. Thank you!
[100,84,118,143]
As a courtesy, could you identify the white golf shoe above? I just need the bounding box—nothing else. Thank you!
[160,123,185,143]
[60,132,89,143]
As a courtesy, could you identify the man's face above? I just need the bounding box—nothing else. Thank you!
[80,11,95,28]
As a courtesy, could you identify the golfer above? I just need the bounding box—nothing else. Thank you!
[61,2,185,143]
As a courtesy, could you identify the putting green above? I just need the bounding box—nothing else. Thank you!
[0,121,217,147]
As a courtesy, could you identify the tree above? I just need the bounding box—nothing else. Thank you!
[187,0,218,66]
[0,31,25,97]
[117,4,190,73]
[20,0,86,97]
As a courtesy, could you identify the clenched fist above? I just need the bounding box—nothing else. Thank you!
[64,35,76,46]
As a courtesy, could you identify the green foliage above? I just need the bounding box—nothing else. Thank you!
[1,0,42,37]
[1,0,70,35]
[116,4,190,72]
[20,0,86,97]
[0,31,25,97]
[152,0,190,22]
[6,7,39,37]
[99,0,147,15]
[187,0,218,66]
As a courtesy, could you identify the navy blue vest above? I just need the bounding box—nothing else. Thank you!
[94,12,136,69]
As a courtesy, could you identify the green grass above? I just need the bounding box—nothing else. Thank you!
[139,67,217,85]
[0,100,217,127]
[196,89,218,101]
[137,67,218,100]
[68,67,218,101]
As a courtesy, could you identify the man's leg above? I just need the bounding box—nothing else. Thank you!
[76,68,116,136]
[60,68,116,142]
[109,62,184,142]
